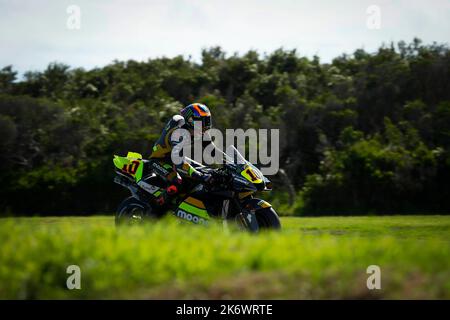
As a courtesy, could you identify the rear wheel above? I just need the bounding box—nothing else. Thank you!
[115,197,153,226]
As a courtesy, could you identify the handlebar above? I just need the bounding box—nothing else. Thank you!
[195,166,232,190]
[211,167,232,185]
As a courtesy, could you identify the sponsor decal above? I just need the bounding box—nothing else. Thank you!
[137,181,160,194]
[176,209,208,225]
[152,162,170,175]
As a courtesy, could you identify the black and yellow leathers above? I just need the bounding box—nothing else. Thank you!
[149,115,215,204]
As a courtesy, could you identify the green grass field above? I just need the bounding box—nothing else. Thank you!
[0,215,449,299]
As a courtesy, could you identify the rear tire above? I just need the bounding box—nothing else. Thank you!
[115,197,153,226]
[255,207,281,230]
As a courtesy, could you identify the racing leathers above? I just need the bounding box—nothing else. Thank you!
[149,114,215,205]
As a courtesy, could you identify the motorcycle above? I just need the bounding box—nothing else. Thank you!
[112,146,281,232]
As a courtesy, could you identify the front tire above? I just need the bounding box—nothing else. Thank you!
[255,207,281,230]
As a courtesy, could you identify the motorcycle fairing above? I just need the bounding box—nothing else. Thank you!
[175,196,211,224]
[240,164,263,184]
[113,152,144,182]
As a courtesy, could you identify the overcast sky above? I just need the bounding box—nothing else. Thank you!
[1,0,449,75]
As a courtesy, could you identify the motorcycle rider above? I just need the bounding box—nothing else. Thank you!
[149,103,216,205]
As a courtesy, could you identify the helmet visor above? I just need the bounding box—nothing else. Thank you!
[203,115,211,131]
[193,115,211,132]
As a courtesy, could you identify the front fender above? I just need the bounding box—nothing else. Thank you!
[238,198,272,232]
[241,198,272,212]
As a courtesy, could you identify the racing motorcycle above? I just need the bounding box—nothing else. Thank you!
[112,146,281,232]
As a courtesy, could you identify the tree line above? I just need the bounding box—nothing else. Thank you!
[0,38,449,215]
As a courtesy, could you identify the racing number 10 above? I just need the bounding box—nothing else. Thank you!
[122,160,140,175]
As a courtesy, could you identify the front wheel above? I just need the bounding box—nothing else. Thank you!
[255,207,281,230]
[234,207,282,232]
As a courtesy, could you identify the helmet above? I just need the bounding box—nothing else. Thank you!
[180,103,212,132]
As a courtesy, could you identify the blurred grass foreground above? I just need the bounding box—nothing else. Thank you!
[0,215,449,299]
